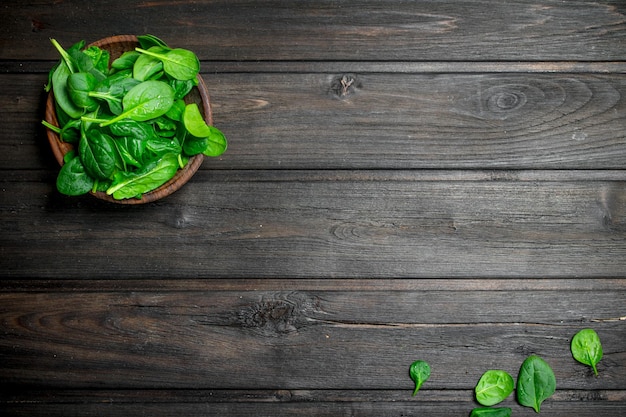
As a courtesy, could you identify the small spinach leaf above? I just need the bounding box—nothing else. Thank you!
[409,360,430,396]
[516,355,556,413]
[112,50,140,70]
[571,328,603,376]
[182,103,227,156]
[475,370,514,406]
[469,407,512,417]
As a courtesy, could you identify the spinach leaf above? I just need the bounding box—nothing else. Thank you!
[100,80,175,126]
[51,60,83,119]
[516,355,556,413]
[135,47,199,81]
[475,370,514,406]
[137,34,171,50]
[133,46,167,81]
[112,50,140,70]
[56,154,95,196]
[67,72,99,111]
[409,360,430,396]
[182,103,227,156]
[79,129,117,180]
[470,407,512,417]
[83,45,110,75]
[113,136,147,169]
[169,78,195,100]
[571,328,603,376]
[106,153,179,199]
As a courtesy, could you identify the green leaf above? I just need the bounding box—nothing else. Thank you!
[106,153,179,199]
[67,72,99,111]
[409,360,430,396]
[51,60,83,119]
[135,47,199,81]
[469,407,512,417]
[79,129,117,180]
[475,370,514,406]
[133,47,165,81]
[56,154,95,196]
[100,80,175,126]
[137,34,171,50]
[516,355,556,413]
[112,50,140,70]
[182,103,227,157]
[571,328,603,376]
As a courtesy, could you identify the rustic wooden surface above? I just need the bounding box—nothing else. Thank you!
[1,1,625,416]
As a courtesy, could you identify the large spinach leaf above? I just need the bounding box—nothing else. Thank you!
[135,47,199,81]
[79,130,117,180]
[101,80,175,126]
[516,355,556,413]
[106,153,179,200]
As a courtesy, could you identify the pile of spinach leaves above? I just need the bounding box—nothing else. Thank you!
[43,34,227,200]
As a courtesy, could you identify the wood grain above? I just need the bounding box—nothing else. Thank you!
[1,284,624,389]
[2,72,626,170]
[1,170,625,279]
[2,0,625,61]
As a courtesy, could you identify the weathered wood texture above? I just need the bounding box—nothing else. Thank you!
[3,72,626,170]
[2,170,626,278]
[2,0,625,61]
[1,0,625,415]
[1,280,625,416]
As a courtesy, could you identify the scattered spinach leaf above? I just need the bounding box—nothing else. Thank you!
[409,360,431,396]
[516,355,556,413]
[475,370,514,406]
[571,328,603,376]
[469,407,512,417]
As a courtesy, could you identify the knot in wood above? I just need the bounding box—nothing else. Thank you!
[330,74,360,99]
[238,293,322,336]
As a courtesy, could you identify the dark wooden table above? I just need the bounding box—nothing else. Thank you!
[1,1,625,416]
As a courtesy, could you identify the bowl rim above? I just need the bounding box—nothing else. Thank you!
[44,34,212,205]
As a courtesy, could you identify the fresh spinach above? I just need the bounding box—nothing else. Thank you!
[470,407,512,417]
[56,154,95,196]
[101,80,175,126]
[135,47,200,81]
[571,328,603,376]
[79,130,117,180]
[67,72,99,111]
[516,355,556,413]
[475,370,514,406]
[409,360,431,396]
[106,153,179,200]
[44,35,228,200]
[183,103,228,156]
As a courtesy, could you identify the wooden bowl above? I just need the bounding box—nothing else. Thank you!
[44,35,212,204]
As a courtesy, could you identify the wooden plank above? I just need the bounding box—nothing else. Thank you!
[2,391,626,417]
[2,72,626,170]
[2,170,625,279]
[2,0,625,61]
[1,287,624,390]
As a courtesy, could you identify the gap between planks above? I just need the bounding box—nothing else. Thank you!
[2,61,626,74]
[1,279,625,292]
